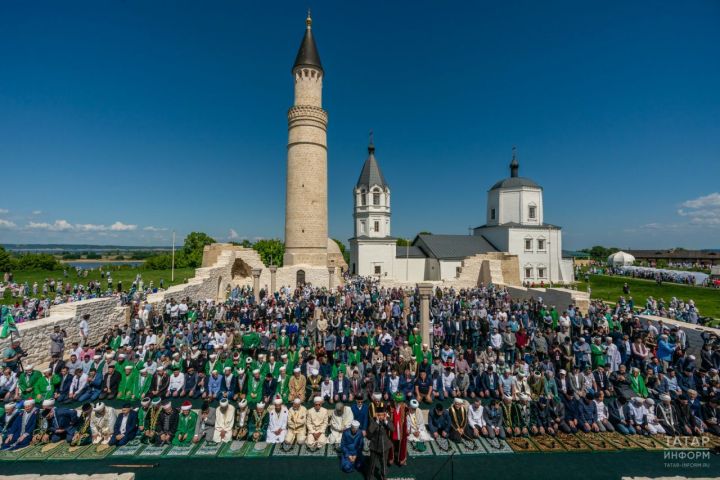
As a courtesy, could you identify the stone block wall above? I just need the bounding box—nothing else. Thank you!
[505,285,590,313]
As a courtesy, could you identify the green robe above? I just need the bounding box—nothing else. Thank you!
[133,374,152,400]
[18,370,41,398]
[550,309,559,330]
[247,377,263,405]
[33,374,60,401]
[287,351,299,371]
[590,344,606,368]
[172,411,198,445]
[242,332,260,351]
[276,335,290,350]
[247,410,268,441]
[630,374,648,398]
[276,375,290,403]
[118,369,137,400]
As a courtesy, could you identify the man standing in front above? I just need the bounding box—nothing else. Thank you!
[366,409,393,480]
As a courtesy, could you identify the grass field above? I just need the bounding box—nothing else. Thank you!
[1,267,197,305]
[577,273,720,321]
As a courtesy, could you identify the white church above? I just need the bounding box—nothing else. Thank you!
[349,144,574,285]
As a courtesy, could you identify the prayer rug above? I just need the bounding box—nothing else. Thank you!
[243,441,273,458]
[627,435,665,451]
[407,441,434,457]
[429,439,460,456]
[0,448,22,461]
[554,433,591,452]
[478,437,513,454]
[110,441,145,457]
[506,437,540,453]
[165,444,198,457]
[218,440,247,458]
[137,443,170,457]
[298,444,327,457]
[192,440,224,457]
[575,433,617,452]
[76,443,114,460]
[272,442,301,457]
[600,432,642,450]
[531,435,568,453]
[17,443,58,460]
[455,438,488,455]
[48,444,89,460]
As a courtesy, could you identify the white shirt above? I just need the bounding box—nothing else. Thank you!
[468,405,486,429]
[70,374,88,395]
[168,373,185,391]
[321,381,334,398]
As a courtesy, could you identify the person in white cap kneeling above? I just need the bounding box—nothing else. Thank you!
[90,401,116,444]
[213,398,235,443]
[248,402,269,442]
[406,399,431,442]
[339,420,364,473]
[284,398,307,446]
[266,396,288,443]
[305,396,328,450]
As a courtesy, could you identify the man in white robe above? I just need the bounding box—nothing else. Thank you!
[305,396,328,450]
[406,399,431,441]
[328,401,353,445]
[90,403,117,444]
[213,398,235,443]
[266,397,288,443]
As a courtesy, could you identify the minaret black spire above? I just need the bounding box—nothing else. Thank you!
[510,146,519,178]
[292,11,323,73]
[368,130,375,154]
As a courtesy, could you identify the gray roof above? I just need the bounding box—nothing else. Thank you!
[490,176,541,190]
[395,245,427,258]
[356,143,388,189]
[474,222,561,230]
[413,234,499,260]
[293,15,322,73]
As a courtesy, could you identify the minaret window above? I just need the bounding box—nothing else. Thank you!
[524,238,533,252]
[529,205,537,220]
[373,221,380,233]
[361,192,367,206]
[537,239,546,251]
[373,192,380,205]
[490,208,496,220]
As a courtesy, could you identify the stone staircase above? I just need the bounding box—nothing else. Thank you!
[453,254,509,287]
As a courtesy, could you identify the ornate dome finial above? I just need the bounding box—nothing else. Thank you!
[306,9,312,28]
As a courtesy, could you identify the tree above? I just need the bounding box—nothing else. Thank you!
[0,247,11,273]
[332,238,350,265]
[581,246,620,260]
[396,238,411,246]
[253,239,285,267]
[181,232,216,268]
[418,231,432,235]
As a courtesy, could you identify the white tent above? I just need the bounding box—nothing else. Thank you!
[607,251,635,267]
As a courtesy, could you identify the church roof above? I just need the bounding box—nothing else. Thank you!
[490,148,541,190]
[293,13,323,73]
[413,234,499,260]
[356,141,388,189]
[395,245,427,258]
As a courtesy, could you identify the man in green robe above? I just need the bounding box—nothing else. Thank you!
[172,402,198,445]
[132,369,152,401]
[33,368,59,402]
[247,369,264,407]
[248,402,269,442]
[117,365,136,400]
[17,365,41,399]
[590,338,606,368]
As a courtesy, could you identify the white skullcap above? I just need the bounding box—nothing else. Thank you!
[181,404,192,411]
[312,369,319,376]
[93,355,101,360]
[238,368,245,374]
[219,398,229,405]
[26,364,34,370]
[93,402,105,412]
[351,420,360,428]
[293,368,301,373]
[4,402,16,410]
[293,398,302,405]
[644,398,655,405]
[559,369,567,375]
[124,365,133,370]
[273,397,283,405]
[280,366,286,371]
[42,399,55,408]
[252,369,260,375]
[24,399,35,406]
[409,399,419,408]
[454,398,464,405]
[212,370,218,374]
[372,393,382,401]
[224,366,231,371]
[257,402,265,409]
[239,399,248,408]
[660,394,671,402]
[157,366,165,371]
[140,368,148,374]
[313,396,323,403]
[44,368,51,374]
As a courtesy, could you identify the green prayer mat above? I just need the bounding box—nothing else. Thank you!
[478,437,513,454]
[408,442,434,457]
[192,441,224,457]
[0,448,22,461]
[17,443,59,460]
[298,444,328,457]
[76,444,115,460]
[48,444,89,460]
[137,444,171,457]
[218,440,247,458]
[110,440,145,457]
[271,442,301,457]
[430,440,460,456]
[165,444,198,457]
[455,438,488,455]
[243,441,273,458]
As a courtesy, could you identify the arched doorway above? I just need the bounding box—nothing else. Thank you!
[296,270,305,286]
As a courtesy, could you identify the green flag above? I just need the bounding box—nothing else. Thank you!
[0,313,18,339]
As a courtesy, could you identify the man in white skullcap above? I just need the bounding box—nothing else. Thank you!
[0,402,19,449]
[90,402,116,444]
[285,398,307,446]
[339,420,364,473]
[406,398,431,441]
[289,367,307,403]
[643,398,665,434]
[305,396,328,450]
[248,402,268,442]
[213,397,235,443]
[266,396,288,443]
[328,401,353,445]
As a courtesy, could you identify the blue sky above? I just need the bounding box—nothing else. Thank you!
[0,1,718,249]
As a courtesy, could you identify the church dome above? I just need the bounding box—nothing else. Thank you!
[490,148,541,191]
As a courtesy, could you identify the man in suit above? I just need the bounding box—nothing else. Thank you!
[149,367,170,398]
[0,402,21,450]
[10,399,38,450]
[556,369,575,403]
[99,363,121,400]
[156,400,179,446]
[54,367,74,404]
[479,366,500,399]
[109,403,138,446]
[333,371,351,403]
[40,400,79,443]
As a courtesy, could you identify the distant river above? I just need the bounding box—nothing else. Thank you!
[62,261,145,269]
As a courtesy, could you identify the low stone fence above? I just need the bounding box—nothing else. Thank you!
[504,285,590,313]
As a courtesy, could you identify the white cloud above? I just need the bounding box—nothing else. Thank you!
[0,219,16,229]
[228,228,240,240]
[110,221,137,231]
[677,192,720,226]
[143,226,168,232]
[27,219,74,231]
[31,210,42,215]
[0,209,8,214]
[75,223,108,231]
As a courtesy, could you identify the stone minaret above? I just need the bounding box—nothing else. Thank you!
[284,12,329,267]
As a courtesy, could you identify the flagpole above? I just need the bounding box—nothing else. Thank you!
[171,230,176,283]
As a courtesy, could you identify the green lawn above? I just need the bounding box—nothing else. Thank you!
[1,267,197,305]
[576,273,720,321]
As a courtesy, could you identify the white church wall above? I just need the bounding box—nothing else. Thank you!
[439,260,462,281]
[355,241,396,277]
[393,257,426,282]
[500,190,521,224]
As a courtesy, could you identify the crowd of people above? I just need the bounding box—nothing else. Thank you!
[1,277,719,476]
[0,270,164,323]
